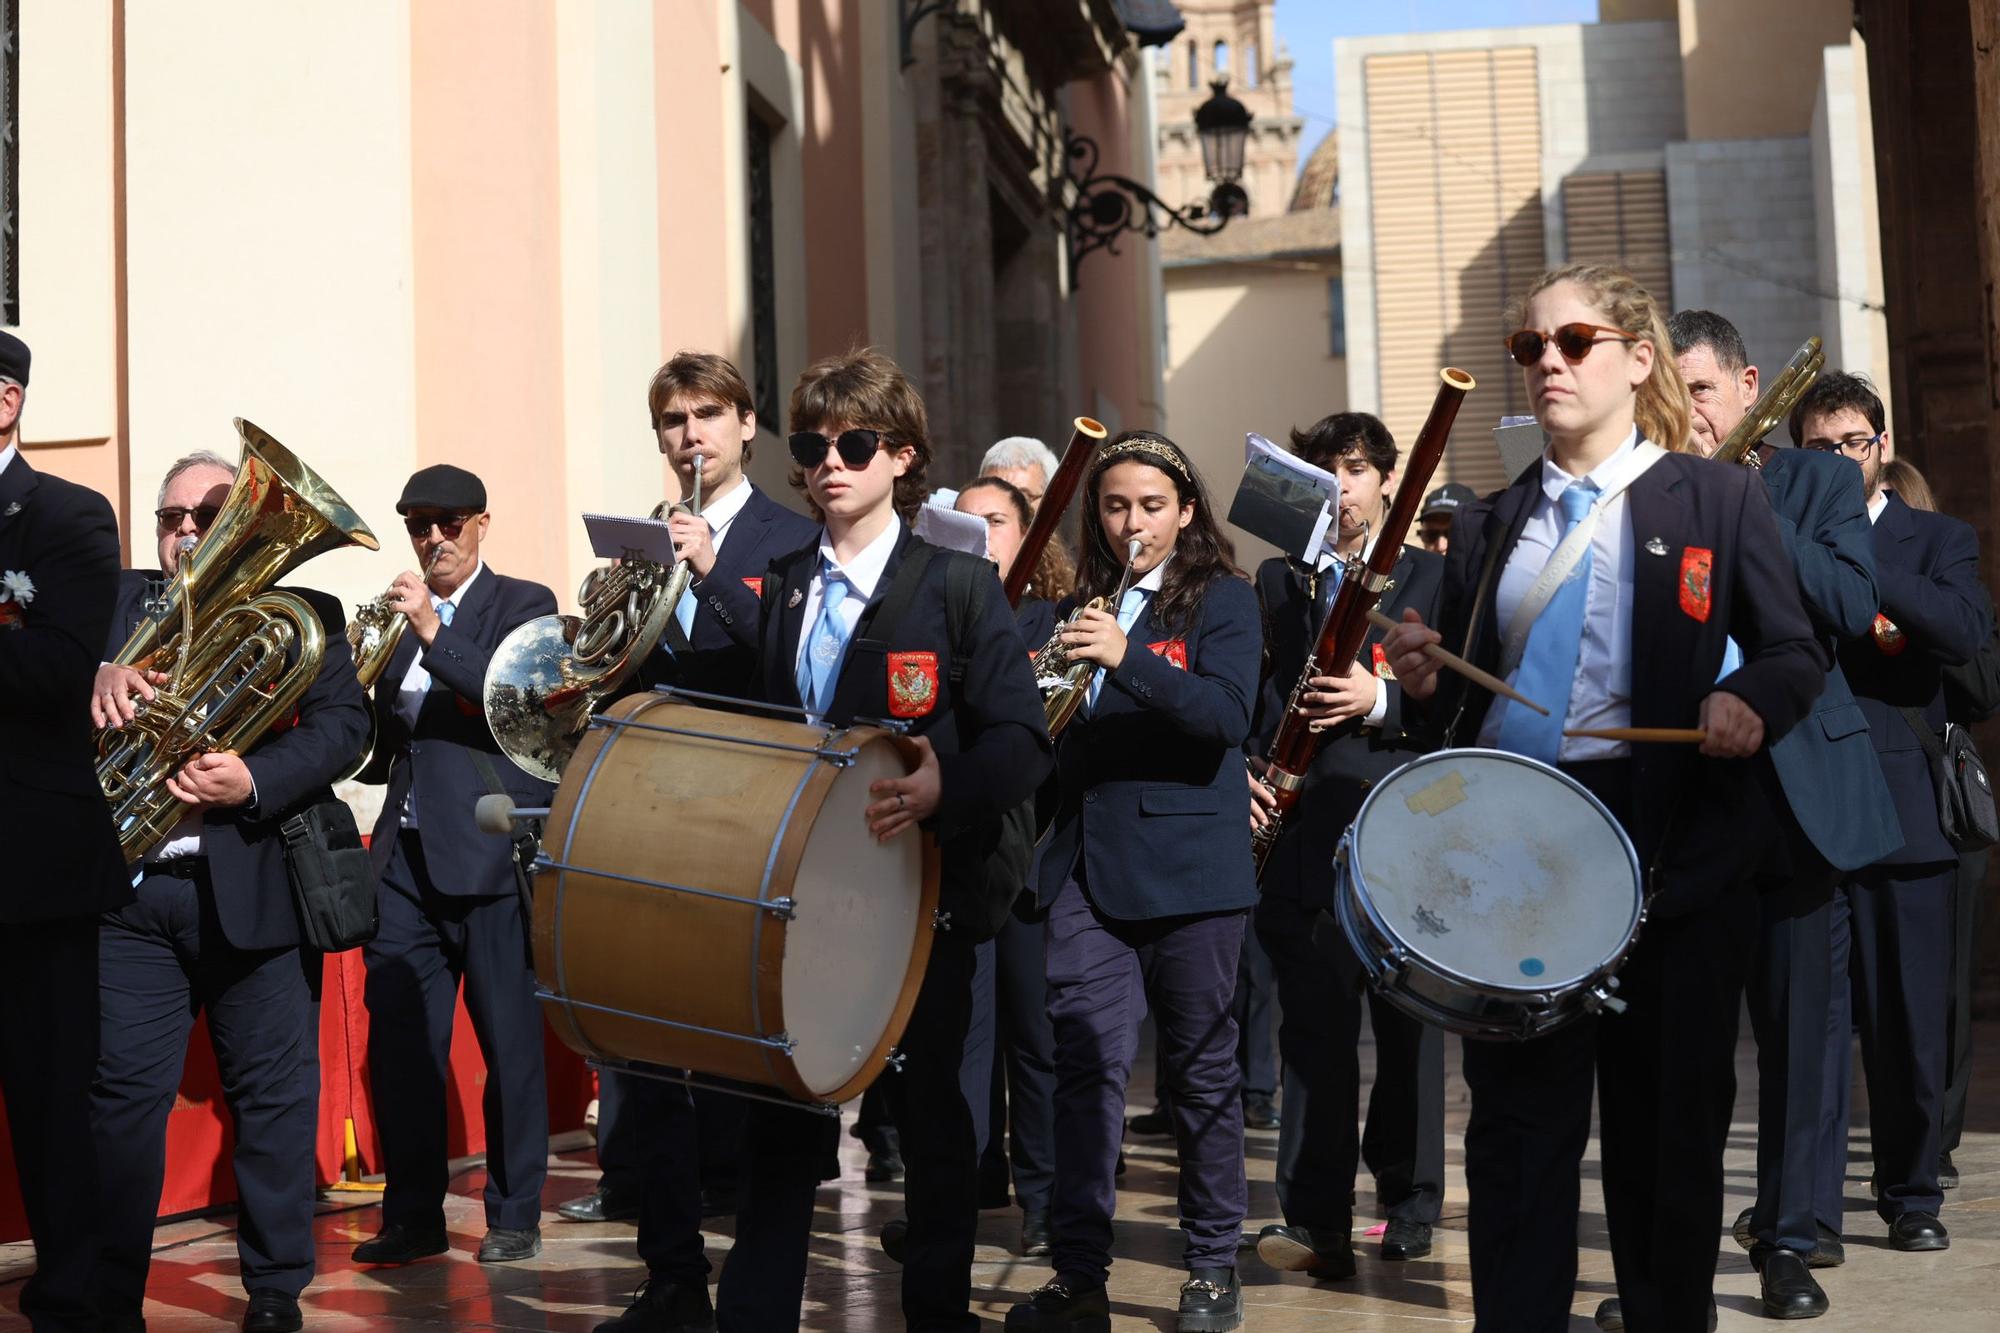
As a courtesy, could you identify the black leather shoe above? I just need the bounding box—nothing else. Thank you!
[1021,1210,1052,1257]
[880,1216,909,1264]
[1758,1249,1829,1319]
[478,1225,542,1262]
[1254,1224,1355,1280]
[1595,1298,1715,1332]
[1177,1266,1243,1333]
[1115,1151,1127,1177]
[1242,1094,1280,1130]
[242,1290,303,1333]
[594,1278,717,1332]
[1004,1278,1111,1331]
[351,1222,449,1265]
[1809,1222,1845,1267]
[1127,1108,1172,1136]
[1888,1212,1949,1251]
[1939,1152,1959,1189]
[1380,1218,1432,1260]
[559,1185,641,1223]
[864,1146,905,1182]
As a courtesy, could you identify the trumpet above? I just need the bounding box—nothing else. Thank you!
[483,471,702,783]
[1033,536,1142,737]
[348,545,446,691]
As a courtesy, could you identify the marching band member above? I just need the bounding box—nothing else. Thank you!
[92,451,368,1333]
[0,331,128,1333]
[350,465,560,1269]
[570,352,814,1230]
[1245,412,1446,1280]
[1007,432,1261,1333]
[1382,264,1823,1333]
[596,347,1049,1333]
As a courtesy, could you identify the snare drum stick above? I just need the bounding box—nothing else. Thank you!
[1364,608,1549,717]
[1562,727,1708,744]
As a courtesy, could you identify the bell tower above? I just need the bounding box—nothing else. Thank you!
[1155,1,1303,219]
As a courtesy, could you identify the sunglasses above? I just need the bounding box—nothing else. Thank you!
[403,513,476,539]
[155,504,222,531]
[789,428,890,470]
[1503,323,1639,367]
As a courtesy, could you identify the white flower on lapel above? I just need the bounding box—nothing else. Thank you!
[0,570,33,605]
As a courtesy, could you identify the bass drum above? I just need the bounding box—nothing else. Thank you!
[532,692,939,1103]
[1334,748,1643,1040]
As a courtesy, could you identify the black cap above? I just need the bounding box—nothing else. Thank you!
[1421,483,1475,520]
[0,331,30,386]
[395,464,486,515]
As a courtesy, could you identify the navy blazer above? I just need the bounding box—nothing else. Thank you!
[1035,572,1263,921]
[1756,448,1902,871]
[1250,545,1444,908]
[0,456,128,923]
[363,565,559,894]
[635,484,817,699]
[1835,491,1990,866]
[110,570,370,949]
[1433,452,1825,916]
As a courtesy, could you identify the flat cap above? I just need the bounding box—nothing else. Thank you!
[1421,483,1476,520]
[0,331,30,386]
[395,464,486,515]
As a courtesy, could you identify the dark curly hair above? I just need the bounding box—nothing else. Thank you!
[1074,430,1241,635]
[787,347,932,521]
[1290,411,1398,478]
[1788,370,1886,445]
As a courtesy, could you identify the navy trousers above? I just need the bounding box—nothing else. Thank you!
[1044,871,1247,1284]
[364,830,547,1231]
[1,916,103,1332]
[597,1069,747,1204]
[1941,847,1987,1156]
[981,909,1058,1216]
[1254,894,1443,1232]
[1840,860,1955,1221]
[93,865,317,1319]
[1231,925,1278,1100]
[1816,886,1854,1232]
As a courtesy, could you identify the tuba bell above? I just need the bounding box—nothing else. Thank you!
[97,420,378,861]
[482,474,702,784]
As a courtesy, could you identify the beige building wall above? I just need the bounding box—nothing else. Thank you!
[1811,33,1892,413]
[1678,0,1853,142]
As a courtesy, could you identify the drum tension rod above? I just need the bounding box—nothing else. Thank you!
[591,1058,840,1118]
[538,989,800,1053]
[532,855,799,919]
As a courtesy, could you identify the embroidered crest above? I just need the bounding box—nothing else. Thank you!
[887,651,939,718]
[1678,547,1713,623]
[1372,642,1395,679]
[742,577,764,598]
[1872,613,1907,656]
[1147,638,1188,670]
[456,693,483,718]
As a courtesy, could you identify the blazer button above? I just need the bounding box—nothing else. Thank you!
[1084,791,1098,803]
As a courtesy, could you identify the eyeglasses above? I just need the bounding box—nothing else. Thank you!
[789,428,890,470]
[1503,323,1639,367]
[155,504,222,532]
[403,513,476,539]
[1802,433,1882,456]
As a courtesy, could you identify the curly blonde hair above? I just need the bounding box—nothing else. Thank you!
[1509,263,1693,452]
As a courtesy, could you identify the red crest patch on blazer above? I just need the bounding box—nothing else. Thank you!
[1147,639,1188,670]
[887,651,939,717]
[1678,547,1714,622]
[456,693,482,718]
[1371,643,1395,679]
[741,577,764,598]
[1872,613,1908,655]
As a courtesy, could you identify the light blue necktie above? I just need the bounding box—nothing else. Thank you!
[437,600,455,627]
[1496,479,1599,763]
[1717,637,1743,680]
[796,566,852,715]
[1087,585,1151,712]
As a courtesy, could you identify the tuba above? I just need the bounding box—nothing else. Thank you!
[97,420,378,861]
[1713,335,1824,467]
[1031,537,1142,737]
[483,474,702,784]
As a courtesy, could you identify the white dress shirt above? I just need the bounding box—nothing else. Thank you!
[397,561,486,828]
[1478,429,1645,762]
[0,441,18,477]
[1868,490,1888,524]
[794,518,903,719]
[693,475,753,553]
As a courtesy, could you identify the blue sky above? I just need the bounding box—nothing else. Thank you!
[1277,1,1601,169]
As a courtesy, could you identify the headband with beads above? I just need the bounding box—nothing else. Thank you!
[1093,434,1194,488]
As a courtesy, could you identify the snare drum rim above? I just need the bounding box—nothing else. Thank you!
[1344,747,1643,998]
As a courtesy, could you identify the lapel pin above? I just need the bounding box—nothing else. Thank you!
[787,588,803,609]
[1644,537,1668,557]
[2,501,19,517]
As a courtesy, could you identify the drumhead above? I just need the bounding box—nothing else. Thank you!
[782,739,929,1096]
[1348,749,1640,992]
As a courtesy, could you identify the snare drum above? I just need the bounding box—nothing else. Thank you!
[1334,748,1643,1040]
[531,691,939,1104]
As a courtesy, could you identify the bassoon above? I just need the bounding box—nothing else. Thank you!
[1250,368,1475,875]
[1002,417,1107,608]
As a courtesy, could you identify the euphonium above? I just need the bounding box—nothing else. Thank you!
[1713,335,1824,467]
[1032,537,1142,737]
[96,420,378,861]
[483,473,702,783]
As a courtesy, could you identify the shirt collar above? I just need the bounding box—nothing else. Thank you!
[0,442,17,479]
[1133,554,1170,595]
[1540,426,1640,502]
[818,518,902,602]
[697,476,753,533]
[434,560,486,609]
[1868,490,1889,524]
